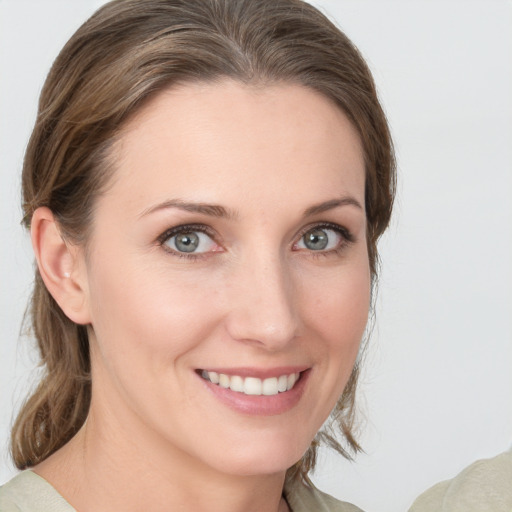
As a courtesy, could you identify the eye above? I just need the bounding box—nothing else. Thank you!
[294,224,349,253]
[160,225,220,255]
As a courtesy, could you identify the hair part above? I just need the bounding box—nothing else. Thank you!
[13,0,395,480]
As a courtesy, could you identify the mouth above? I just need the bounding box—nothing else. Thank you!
[199,370,302,396]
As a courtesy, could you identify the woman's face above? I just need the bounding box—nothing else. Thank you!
[79,80,370,476]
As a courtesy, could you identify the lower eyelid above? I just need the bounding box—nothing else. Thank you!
[158,223,353,257]
[167,231,218,253]
[294,224,351,250]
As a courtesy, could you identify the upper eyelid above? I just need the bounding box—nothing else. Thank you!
[295,221,354,243]
[157,223,217,244]
[157,224,221,259]
[156,220,353,251]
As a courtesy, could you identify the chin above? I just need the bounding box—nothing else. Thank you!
[201,431,311,477]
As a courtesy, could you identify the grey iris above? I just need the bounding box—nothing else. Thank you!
[174,232,199,252]
[303,228,328,250]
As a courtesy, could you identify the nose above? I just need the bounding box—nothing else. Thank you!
[224,252,299,351]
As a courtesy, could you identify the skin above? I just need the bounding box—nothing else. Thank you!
[32,81,370,512]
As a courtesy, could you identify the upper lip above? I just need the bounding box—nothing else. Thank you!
[197,366,309,379]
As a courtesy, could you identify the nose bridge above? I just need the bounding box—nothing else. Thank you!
[225,247,298,349]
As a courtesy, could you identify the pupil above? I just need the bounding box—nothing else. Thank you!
[304,229,328,250]
[175,232,199,253]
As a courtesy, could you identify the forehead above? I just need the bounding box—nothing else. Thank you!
[106,80,365,216]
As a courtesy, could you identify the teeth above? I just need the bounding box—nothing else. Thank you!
[201,371,301,396]
[219,373,230,388]
[244,377,262,395]
[230,375,244,392]
[262,377,278,396]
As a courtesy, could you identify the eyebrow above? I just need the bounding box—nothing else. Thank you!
[139,196,363,220]
[302,197,363,217]
[139,199,238,220]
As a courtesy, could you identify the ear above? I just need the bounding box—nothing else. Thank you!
[31,207,92,325]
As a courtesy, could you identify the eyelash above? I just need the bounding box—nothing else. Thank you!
[156,221,354,260]
[157,223,218,261]
[294,222,355,258]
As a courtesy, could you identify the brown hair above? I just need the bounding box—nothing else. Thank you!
[13,0,395,479]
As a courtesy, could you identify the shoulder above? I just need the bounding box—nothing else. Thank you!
[409,449,512,512]
[284,475,364,512]
[0,471,75,512]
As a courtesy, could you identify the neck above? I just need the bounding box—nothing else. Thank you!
[34,400,290,512]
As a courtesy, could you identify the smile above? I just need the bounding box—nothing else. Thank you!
[200,370,301,396]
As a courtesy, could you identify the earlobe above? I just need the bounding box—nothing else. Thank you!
[31,207,91,325]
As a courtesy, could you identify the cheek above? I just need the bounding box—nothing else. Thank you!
[305,263,371,344]
[282,259,370,442]
[299,256,371,404]
[86,253,220,374]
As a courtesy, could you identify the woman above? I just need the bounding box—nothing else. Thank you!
[0,0,395,511]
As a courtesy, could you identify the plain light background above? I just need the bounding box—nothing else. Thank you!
[1,1,511,511]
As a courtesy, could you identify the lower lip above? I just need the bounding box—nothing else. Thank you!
[198,370,310,416]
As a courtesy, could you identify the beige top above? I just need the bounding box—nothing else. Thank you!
[409,449,512,512]
[0,470,363,512]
